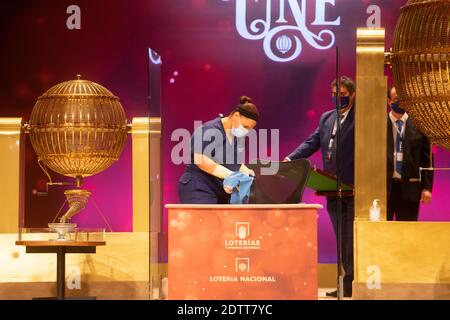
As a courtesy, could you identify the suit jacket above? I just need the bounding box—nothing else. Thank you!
[387,116,434,202]
[288,107,355,185]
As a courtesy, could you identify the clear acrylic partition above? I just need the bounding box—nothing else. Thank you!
[147,48,166,299]
[3,51,163,300]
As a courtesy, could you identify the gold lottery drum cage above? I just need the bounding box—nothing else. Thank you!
[391,0,450,151]
[28,75,128,183]
[27,75,128,230]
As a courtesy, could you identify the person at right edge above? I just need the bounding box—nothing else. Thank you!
[284,76,356,298]
[387,86,434,221]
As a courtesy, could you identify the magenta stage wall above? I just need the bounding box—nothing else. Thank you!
[1,0,448,263]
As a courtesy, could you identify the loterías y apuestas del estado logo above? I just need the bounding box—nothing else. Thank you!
[224,222,261,250]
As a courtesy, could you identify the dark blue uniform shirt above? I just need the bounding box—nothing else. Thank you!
[178,117,244,204]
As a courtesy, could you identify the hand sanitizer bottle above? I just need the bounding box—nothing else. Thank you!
[370,199,381,221]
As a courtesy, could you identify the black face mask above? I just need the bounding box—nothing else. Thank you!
[332,96,350,108]
[391,101,405,114]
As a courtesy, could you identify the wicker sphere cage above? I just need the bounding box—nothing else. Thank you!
[391,0,450,151]
[28,75,128,181]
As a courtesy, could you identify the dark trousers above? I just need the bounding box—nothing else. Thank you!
[387,181,420,221]
[178,179,229,204]
[326,196,354,291]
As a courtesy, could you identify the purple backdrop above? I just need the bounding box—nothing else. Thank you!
[1,0,449,263]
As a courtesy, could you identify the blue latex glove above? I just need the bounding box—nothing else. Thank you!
[223,172,254,204]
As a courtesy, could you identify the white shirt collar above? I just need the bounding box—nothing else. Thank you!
[331,107,352,135]
[341,108,351,121]
[389,111,408,124]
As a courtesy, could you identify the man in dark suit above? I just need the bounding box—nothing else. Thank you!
[284,76,356,297]
[387,86,434,221]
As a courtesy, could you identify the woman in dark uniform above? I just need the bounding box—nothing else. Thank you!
[178,96,259,204]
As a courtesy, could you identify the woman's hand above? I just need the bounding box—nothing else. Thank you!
[223,185,234,194]
[239,164,255,176]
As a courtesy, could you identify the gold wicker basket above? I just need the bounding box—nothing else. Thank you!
[391,0,450,150]
[28,75,128,180]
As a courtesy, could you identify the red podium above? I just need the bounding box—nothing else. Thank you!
[166,204,321,300]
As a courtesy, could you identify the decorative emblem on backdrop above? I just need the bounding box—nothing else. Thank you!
[222,0,341,62]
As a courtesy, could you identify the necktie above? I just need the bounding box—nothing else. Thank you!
[395,119,404,176]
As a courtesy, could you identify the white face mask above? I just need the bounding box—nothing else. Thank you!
[231,120,249,138]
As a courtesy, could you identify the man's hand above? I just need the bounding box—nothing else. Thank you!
[283,157,291,162]
[420,189,432,204]
[239,164,255,176]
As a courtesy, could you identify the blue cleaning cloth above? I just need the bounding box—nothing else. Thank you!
[223,172,254,204]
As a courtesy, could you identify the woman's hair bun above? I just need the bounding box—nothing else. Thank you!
[240,96,252,104]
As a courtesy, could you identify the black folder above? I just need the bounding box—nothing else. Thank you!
[247,159,353,204]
